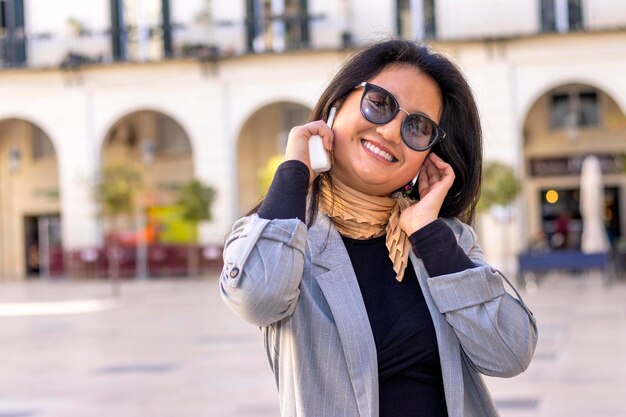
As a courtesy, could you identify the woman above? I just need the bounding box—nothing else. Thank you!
[220,39,537,417]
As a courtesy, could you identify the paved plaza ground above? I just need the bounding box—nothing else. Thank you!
[0,272,624,417]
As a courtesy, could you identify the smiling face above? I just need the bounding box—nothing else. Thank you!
[329,64,443,196]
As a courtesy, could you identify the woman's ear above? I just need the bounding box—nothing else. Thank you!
[331,97,345,111]
[410,171,420,199]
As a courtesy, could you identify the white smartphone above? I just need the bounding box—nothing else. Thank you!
[308,107,337,173]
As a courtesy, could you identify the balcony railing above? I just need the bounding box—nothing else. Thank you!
[0,15,327,71]
[0,22,245,70]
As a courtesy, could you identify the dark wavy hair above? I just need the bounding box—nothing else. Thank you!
[307,38,483,225]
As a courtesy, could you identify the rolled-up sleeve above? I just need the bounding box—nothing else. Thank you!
[426,219,538,378]
[220,215,308,327]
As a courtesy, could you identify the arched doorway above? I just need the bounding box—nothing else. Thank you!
[236,101,310,215]
[522,83,626,251]
[0,119,61,279]
[100,110,195,276]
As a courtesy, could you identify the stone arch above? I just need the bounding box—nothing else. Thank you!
[518,77,626,130]
[235,101,311,215]
[0,113,61,152]
[99,110,196,248]
[234,96,312,138]
[99,107,194,160]
[521,82,626,250]
[0,118,62,279]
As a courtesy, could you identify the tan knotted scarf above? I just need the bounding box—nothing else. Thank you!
[318,175,414,281]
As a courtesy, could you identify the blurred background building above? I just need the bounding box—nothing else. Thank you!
[0,0,625,280]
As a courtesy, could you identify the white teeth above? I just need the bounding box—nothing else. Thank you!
[362,140,395,162]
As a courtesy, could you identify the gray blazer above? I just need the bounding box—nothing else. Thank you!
[220,213,537,417]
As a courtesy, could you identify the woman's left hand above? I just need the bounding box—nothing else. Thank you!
[399,152,455,235]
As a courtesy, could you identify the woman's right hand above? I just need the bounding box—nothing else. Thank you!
[285,120,334,185]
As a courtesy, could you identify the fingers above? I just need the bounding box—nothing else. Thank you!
[427,152,446,171]
[417,152,455,195]
[289,120,334,151]
[285,119,335,182]
[418,156,440,187]
[424,157,440,185]
[409,153,457,230]
[417,166,430,195]
[322,130,334,152]
[427,152,455,182]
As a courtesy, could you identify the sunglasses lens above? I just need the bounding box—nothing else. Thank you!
[361,89,397,123]
[403,115,437,150]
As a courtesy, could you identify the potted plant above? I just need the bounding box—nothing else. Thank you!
[66,17,87,37]
[476,160,522,275]
[95,164,143,295]
[176,179,216,277]
[477,161,522,215]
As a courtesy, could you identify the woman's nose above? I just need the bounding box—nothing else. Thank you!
[375,113,404,145]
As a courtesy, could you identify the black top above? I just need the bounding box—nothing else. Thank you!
[257,160,476,417]
[343,235,448,416]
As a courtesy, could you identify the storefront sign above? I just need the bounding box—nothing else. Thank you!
[529,154,625,177]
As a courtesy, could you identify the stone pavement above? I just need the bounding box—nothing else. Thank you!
[0,273,624,417]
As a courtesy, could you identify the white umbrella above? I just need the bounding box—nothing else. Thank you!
[579,155,610,253]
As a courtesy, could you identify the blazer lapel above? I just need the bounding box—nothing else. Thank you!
[308,214,378,417]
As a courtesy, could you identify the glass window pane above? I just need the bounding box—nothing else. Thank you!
[1,1,7,29]
[578,92,598,127]
[285,0,304,49]
[121,0,163,60]
[424,0,436,39]
[397,0,412,38]
[550,93,570,129]
[568,0,583,30]
[541,0,556,32]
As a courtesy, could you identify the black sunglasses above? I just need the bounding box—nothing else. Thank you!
[355,82,446,151]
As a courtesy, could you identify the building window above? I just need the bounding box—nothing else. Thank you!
[110,0,172,61]
[0,0,26,67]
[397,0,436,40]
[550,90,598,130]
[0,1,6,30]
[246,0,310,53]
[541,0,583,33]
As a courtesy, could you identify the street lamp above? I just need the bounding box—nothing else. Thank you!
[9,146,21,172]
[141,138,155,165]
